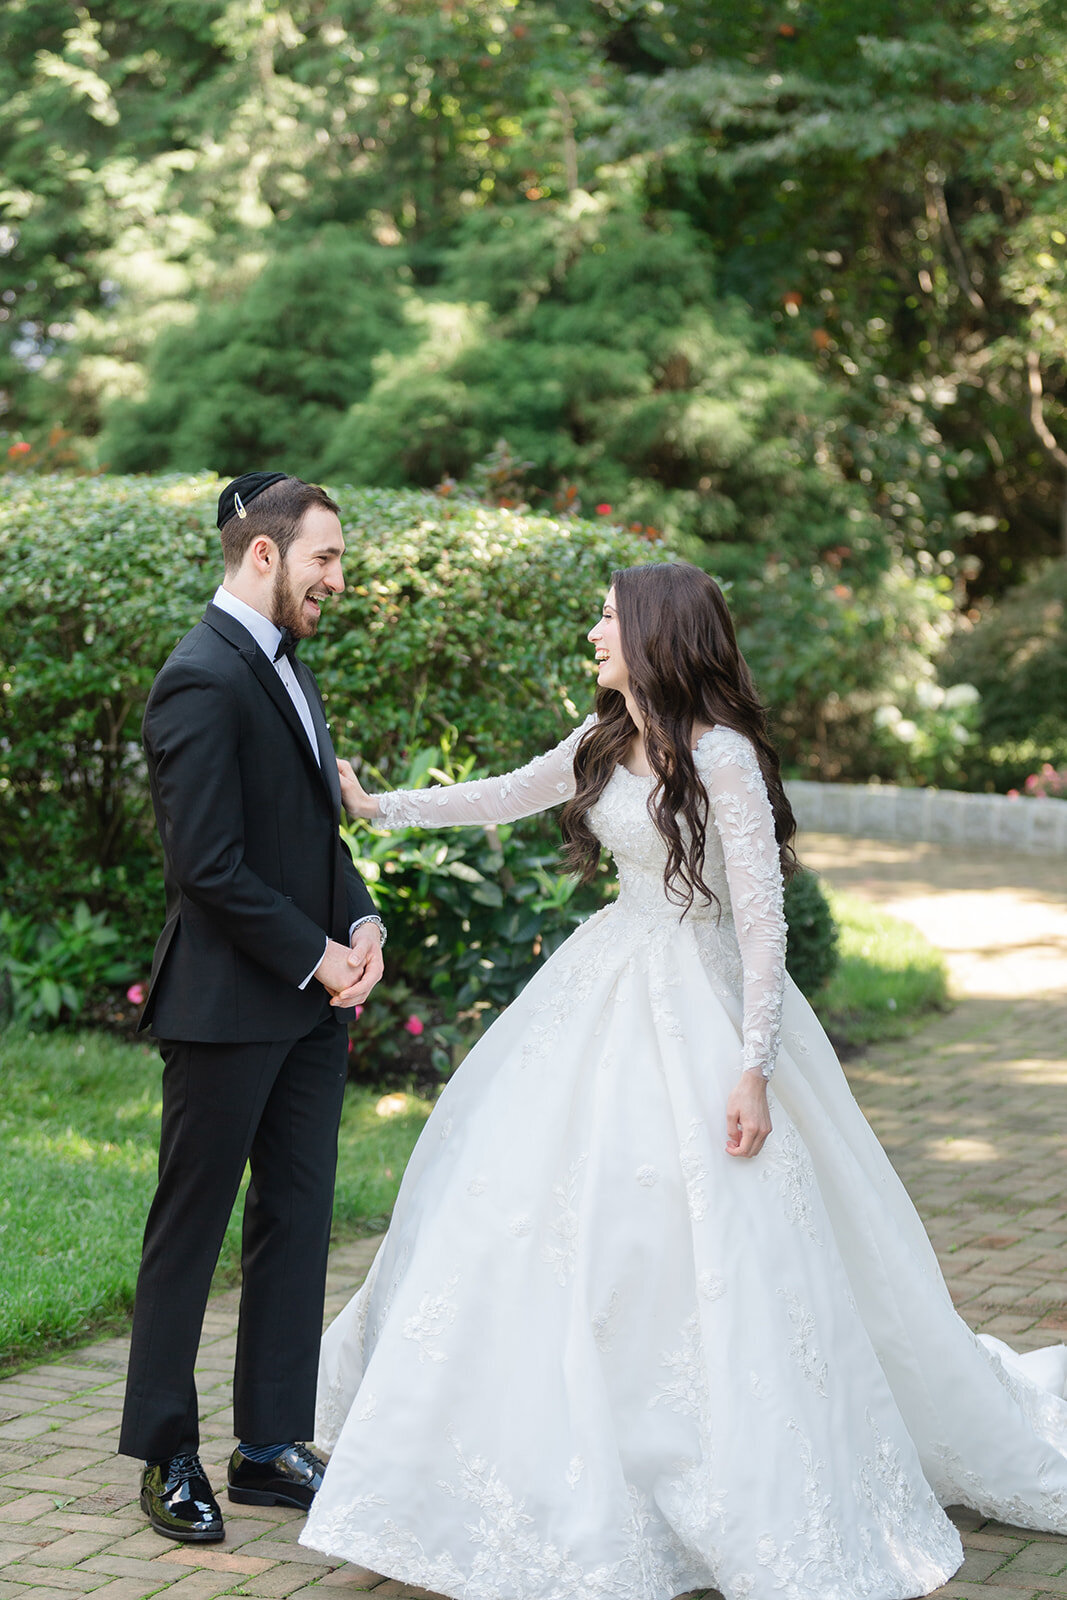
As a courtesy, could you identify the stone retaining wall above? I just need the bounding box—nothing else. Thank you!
[785,779,1067,857]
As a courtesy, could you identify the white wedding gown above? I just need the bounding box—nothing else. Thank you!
[300,722,1067,1600]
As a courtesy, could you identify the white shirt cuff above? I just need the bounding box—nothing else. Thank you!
[299,937,329,991]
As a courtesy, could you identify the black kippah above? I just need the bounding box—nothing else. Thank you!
[217,471,289,530]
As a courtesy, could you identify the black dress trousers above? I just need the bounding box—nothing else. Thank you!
[119,1009,348,1462]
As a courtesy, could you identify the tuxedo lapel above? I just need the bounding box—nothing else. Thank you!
[297,661,343,817]
[202,604,333,800]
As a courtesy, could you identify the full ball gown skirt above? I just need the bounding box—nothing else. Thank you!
[300,724,1067,1600]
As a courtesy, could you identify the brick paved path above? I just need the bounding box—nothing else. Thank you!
[1,835,1065,1600]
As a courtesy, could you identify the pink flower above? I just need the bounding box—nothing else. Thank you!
[126,982,146,1005]
[354,1004,364,1018]
[596,503,612,515]
[404,1014,424,1036]
[347,1037,355,1054]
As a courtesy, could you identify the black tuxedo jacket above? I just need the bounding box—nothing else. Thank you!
[139,603,376,1043]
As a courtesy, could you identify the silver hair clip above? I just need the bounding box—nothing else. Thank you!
[235,491,247,520]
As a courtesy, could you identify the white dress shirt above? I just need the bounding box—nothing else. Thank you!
[212,586,319,764]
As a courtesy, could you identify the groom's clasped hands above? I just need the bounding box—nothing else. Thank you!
[315,923,384,1008]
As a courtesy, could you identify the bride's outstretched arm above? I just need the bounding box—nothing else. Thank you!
[338,714,596,829]
[701,728,788,1084]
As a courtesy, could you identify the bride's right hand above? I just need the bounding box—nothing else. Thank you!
[337,757,380,819]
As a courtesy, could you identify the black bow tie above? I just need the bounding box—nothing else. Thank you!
[274,627,298,664]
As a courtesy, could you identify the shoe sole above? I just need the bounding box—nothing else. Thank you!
[227,1484,314,1510]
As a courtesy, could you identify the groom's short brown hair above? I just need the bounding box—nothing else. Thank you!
[220,478,341,572]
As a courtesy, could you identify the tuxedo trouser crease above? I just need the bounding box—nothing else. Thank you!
[119,1013,348,1461]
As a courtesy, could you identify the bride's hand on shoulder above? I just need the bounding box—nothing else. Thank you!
[725,1069,772,1160]
[336,757,380,819]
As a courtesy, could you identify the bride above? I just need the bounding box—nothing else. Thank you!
[300,561,1067,1600]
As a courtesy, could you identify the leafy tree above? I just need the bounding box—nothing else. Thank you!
[0,0,603,436]
[102,228,413,475]
[319,199,955,774]
[5,0,1067,793]
[595,2,1067,591]
[943,557,1067,787]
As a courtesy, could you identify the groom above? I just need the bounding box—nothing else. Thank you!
[120,472,384,1543]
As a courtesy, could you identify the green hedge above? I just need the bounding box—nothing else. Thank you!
[0,473,662,957]
[1,473,841,1066]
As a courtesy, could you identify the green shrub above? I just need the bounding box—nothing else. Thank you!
[0,475,223,947]
[941,559,1067,790]
[0,470,938,1033]
[0,903,134,1025]
[340,733,613,1088]
[0,473,660,967]
[783,870,840,999]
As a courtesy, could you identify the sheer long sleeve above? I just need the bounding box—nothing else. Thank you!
[376,715,595,830]
[700,728,787,1079]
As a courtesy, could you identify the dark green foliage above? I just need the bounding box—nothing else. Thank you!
[942,559,1067,789]
[103,230,413,476]
[0,469,852,1040]
[784,871,840,999]
[0,903,134,1025]
[340,736,612,1087]
[323,205,830,541]
[320,203,957,778]
[0,476,221,948]
[7,0,1067,780]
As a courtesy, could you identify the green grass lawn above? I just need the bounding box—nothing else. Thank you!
[814,888,950,1048]
[0,890,948,1369]
[0,1030,431,1370]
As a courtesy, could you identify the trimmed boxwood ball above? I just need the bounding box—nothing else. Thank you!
[784,870,840,998]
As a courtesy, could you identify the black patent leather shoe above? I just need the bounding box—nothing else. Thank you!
[140,1453,225,1542]
[227,1442,326,1509]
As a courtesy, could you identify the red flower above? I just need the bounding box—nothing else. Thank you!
[404,1014,424,1036]
[596,503,612,515]
[126,982,146,1005]
[7,441,31,458]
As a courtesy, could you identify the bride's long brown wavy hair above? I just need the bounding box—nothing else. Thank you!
[560,562,798,913]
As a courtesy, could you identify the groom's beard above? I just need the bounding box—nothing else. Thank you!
[270,557,321,640]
